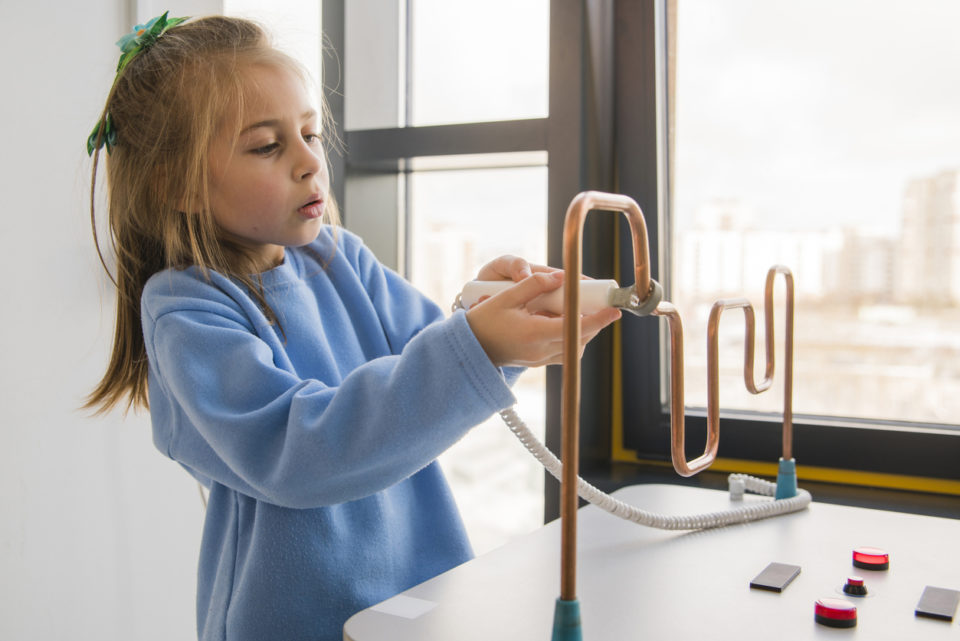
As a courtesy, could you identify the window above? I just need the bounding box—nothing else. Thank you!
[327,0,960,535]
[408,160,549,552]
[328,0,553,554]
[672,0,960,426]
[409,0,548,126]
[405,0,551,553]
[617,1,960,500]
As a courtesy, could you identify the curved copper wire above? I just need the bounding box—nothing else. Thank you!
[653,301,719,476]
[705,266,795,462]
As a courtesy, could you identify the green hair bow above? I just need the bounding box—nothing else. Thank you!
[87,11,189,156]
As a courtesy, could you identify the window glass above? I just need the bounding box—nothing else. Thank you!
[410,0,549,126]
[672,0,960,424]
[408,163,548,553]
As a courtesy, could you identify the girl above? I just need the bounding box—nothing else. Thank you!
[85,14,620,641]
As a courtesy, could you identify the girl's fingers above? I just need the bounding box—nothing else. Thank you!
[476,255,532,282]
[476,256,563,283]
[513,307,620,367]
[528,263,561,275]
[579,307,622,336]
[494,271,564,307]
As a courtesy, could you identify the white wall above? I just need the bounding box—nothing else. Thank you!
[0,1,220,639]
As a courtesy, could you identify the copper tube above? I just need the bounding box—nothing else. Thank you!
[559,191,655,602]
[654,301,719,476]
[706,299,757,462]
[704,266,795,462]
[766,266,795,460]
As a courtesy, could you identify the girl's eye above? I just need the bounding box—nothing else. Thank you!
[251,142,279,156]
[304,133,321,145]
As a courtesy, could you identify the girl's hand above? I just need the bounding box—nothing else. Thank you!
[472,254,559,283]
[464,257,621,368]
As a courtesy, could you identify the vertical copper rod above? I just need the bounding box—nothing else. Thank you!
[559,191,654,602]
[766,266,795,460]
[559,198,582,602]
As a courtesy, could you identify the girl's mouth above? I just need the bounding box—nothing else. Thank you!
[298,198,324,219]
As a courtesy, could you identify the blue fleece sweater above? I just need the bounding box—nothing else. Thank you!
[141,227,519,641]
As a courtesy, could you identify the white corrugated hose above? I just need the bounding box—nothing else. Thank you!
[499,406,812,531]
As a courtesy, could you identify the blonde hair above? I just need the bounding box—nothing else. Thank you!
[86,15,340,414]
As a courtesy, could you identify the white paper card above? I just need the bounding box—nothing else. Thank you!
[370,594,437,619]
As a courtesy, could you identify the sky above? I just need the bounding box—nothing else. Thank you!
[674,0,960,234]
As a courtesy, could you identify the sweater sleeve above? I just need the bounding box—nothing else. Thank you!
[142,263,517,510]
[345,234,526,386]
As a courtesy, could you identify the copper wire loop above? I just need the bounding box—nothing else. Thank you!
[557,191,795,602]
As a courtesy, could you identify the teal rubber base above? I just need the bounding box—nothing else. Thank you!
[551,598,582,641]
[775,457,798,499]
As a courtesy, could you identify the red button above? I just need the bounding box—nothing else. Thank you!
[843,576,868,596]
[853,546,889,571]
[815,598,858,628]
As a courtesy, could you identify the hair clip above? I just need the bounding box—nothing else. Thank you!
[87,11,189,156]
[115,11,188,73]
[87,113,117,156]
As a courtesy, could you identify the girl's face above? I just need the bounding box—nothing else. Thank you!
[208,64,329,267]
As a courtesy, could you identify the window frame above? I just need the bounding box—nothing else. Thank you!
[323,0,960,524]
[613,0,960,509]
[324,0,622,522]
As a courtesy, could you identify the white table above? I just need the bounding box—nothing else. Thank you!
[344,483,960,640]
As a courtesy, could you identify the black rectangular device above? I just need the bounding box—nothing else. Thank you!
[749,562,802,593]
[915,586,960,622]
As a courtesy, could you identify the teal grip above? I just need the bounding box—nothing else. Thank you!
[551,598,583,641]
[775,457,798,499]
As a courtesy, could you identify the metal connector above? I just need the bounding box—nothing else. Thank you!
[611,280,663,317]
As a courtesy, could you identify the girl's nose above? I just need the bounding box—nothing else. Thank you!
[294,142,323,181]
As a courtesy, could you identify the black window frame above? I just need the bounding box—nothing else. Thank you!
[611,0,960,520]
[323,0,960,524]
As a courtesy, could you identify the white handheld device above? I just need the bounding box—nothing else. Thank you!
[458,279,620,315]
